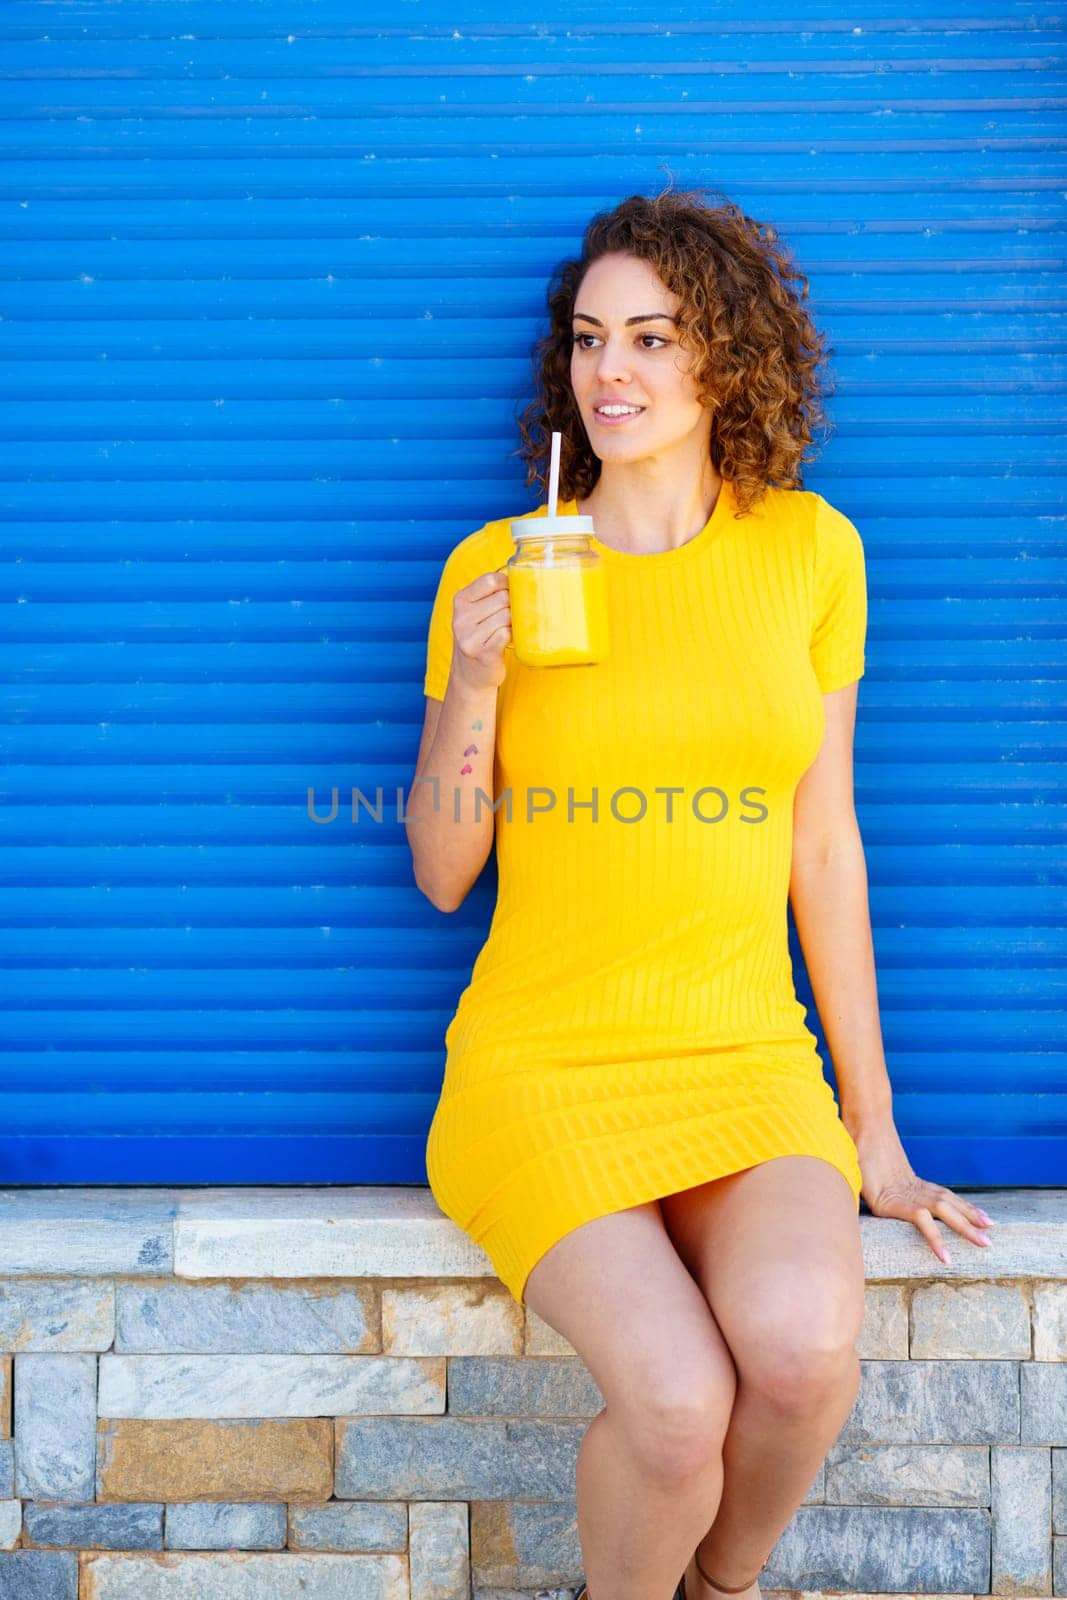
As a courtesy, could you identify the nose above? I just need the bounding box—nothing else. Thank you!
[593,338,633,385]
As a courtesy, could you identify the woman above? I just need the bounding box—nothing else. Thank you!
[406,187,996,1600]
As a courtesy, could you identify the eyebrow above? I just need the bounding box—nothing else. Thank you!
[572,313,679,327]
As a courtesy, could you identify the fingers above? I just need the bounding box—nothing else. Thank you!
[454,572,509,625]
[474,601,511,646]
[932,1194,994,1252]
[450,569,512,688]
[910,1205,952,1265]
[913,1195,994,1265]
[460,571,510,620]
[964,1197,996,1229]
[456,569,507,602]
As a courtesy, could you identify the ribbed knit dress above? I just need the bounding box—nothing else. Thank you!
[422,477,867,1307]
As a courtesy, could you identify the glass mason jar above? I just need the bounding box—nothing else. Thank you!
[506,515,610,668]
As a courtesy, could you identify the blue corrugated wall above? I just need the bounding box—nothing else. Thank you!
[0,1,1063,1184]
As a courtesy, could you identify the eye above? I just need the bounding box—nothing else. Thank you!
[571,333,669,351]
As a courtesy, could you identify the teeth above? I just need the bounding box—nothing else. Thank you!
[597,406,642,416]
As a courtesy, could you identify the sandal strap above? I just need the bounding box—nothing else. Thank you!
[695,1546,762,1593]
[580,1559,759,1600]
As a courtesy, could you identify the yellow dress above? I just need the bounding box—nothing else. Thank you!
[422,478,867,1306]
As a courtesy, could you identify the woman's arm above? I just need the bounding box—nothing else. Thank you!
[405,673,499,913]
[789,681,996,1261]
[406,564,513,913]
[788,680,894,1137]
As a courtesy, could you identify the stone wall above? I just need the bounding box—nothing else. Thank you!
[0,1187,1062,1599]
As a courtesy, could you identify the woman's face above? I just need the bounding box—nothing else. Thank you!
[569,251,711,464]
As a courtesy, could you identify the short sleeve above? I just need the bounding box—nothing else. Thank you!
[809,494,867,693]
[422,532,495,700]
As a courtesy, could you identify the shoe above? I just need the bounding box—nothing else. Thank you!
[575,1583,685,1600]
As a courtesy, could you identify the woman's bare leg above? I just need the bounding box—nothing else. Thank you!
[660,1156,868,1599]
[522,1200,739,1600]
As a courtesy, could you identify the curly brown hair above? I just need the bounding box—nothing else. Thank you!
[513,183,834,519]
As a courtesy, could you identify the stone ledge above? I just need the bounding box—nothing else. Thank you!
[0,1186,1060,1283]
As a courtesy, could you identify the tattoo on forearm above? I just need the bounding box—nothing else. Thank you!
[460,718,483,777]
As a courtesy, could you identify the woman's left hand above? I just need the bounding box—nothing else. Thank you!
[852,1123,995,1263]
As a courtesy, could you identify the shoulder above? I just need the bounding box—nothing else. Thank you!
[753,483,862,562]
[811,489,861,543]
[433,508,529,583]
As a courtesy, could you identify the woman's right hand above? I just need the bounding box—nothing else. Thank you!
[450,568,512,692]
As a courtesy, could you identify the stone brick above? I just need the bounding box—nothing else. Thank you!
[1035,1283,1067,1360]
[759,1504,989,1593]
[0,1360,9,1437]
[13,1353,96,1501]
[855,1286,908,1359]
[288,1501,407,1552]
[382,1285,522,1356]
[80,1551,408,1600]
[96,1419,333,1503]
[470,1490,853,1594]
[0,1550,78,1599]
[825,1442,989,1505]
[335,1418,580,1501]
[164,1501,286,1550]
[22,1501,162,1550]
[1022,1360,1067,1445]
[991,1445,1052,1594]
[0,1192,172,1277]
[0,1503,19,1552]
[1055,1533,1067,1597]
[1055,1448,1067,1535]
[0,1279,114,1352]
[173,1187,490,1283]
[470,1501,580,1588]
[447,1357,600,1418]
[840,1359,1019,1444]
[0,1445,11,1500]
[410,1501,469,1600]
[115,1282,376,1354]
[98,1352,444,1418]
[910,1282,1030,1358]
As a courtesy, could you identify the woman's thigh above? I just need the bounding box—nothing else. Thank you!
[523,1200,739,1445]
[659,1156,867,1397]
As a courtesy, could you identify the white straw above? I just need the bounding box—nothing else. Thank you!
[547,430,561,518]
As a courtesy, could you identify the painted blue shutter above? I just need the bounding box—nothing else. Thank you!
[1,1,1061,1183]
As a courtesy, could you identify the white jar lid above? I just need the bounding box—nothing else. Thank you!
[511,514,595,539]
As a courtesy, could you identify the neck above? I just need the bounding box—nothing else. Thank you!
[576,463,724,555]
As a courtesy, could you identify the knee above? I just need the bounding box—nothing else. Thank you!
[628,1372,735,1482]
[736,1301,863,1413]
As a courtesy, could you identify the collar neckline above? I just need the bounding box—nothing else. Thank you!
[559,477,734,565]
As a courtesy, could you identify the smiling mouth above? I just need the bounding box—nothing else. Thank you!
[594,406,646,422]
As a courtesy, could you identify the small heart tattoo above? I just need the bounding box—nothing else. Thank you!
[460,763,473,775]
[463,744,478,757]
[471,719,483,731]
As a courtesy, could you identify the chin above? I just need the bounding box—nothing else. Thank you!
[596,441,650,458]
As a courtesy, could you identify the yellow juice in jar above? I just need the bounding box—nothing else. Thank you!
[509,557,609,666]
